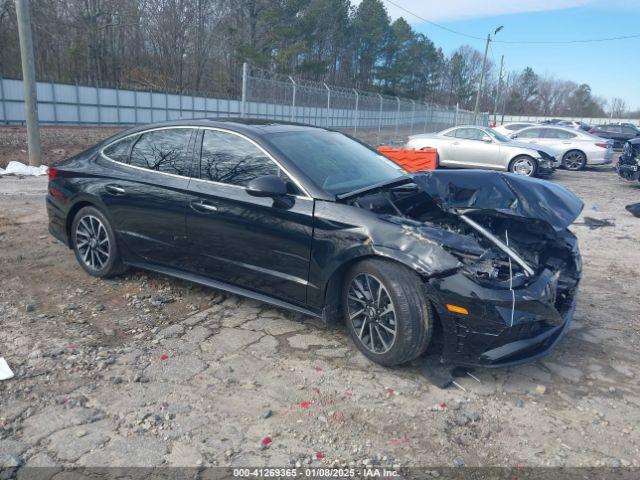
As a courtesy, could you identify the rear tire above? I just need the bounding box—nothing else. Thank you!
[342,259,433,366]
[71,206,127,278]
[562,150,587,171]
[509,155,538,177]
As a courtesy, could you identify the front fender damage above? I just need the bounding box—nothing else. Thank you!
[342,169,583,367]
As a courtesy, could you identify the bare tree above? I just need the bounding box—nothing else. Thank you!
[610,97,627,118]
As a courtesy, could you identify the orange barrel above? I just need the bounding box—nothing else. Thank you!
[377,146,438,172]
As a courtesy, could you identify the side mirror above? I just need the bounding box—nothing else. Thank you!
[482,135,492,143]
[511,134,518,139]
[247,175,288,198]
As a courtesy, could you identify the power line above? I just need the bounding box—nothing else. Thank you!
[383,0,640,45]
[495,33,640,45]
[383,0,486,41]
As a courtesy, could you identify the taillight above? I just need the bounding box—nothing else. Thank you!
[595,143,609,148]
[48,167,59,181]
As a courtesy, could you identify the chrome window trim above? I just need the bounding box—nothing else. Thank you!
[99,126,196,181]
[99,125,312,199]
[197,127,311,198]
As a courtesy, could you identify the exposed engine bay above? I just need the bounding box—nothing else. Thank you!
[340,170,583,364]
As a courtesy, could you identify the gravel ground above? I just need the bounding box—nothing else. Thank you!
[1,127,639,471]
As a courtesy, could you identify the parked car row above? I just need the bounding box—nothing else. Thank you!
[496,120,640,150]
[588,123,640,149]
[404,122,618,177]
[509,126,614,170]
[406,126,558,177]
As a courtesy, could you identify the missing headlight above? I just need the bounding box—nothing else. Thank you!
[447,248,529,288]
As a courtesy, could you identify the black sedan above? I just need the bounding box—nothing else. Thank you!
[589,123,640,149]
[47,119,583,368]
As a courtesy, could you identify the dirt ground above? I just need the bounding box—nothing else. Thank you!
[1,127,640,472]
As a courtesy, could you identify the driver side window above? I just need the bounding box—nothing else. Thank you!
[455,128,485,141]
[199,130,284,188]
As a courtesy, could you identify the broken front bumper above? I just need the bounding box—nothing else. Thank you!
[616,163,640,182]
[427,267,579,368]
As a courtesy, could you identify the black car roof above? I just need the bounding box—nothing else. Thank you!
[100,118,339,201]
[109,118,327,140]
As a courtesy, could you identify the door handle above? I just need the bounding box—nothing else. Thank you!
[190,200,218,213]
[105,184,125,195]
[452,141,460,145]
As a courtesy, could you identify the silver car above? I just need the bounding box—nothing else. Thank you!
[492,122,535,136]
[510,125,614,170]
[406,126,557,177]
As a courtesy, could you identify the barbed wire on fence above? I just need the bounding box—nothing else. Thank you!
[242,64,484,143]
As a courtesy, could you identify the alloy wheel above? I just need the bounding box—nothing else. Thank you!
[512,157,534,176]
[347,273,397,354]
[563,151,586,170]
[75,215,110,271]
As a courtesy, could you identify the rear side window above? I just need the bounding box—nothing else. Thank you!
[516,128,543,138]
[199,130,280,187]
[537,128,574,139]
[130,128,194,176]
[103,136,137,164]
[548,129,576,139]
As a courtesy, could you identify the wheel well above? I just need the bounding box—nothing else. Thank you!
[508,154,536,171]
[323,255,444,358]
[322,256,371,325]
[322,255,430,325]
[509,153,538,170]
[65,201,95,245]
[562,149,586,160]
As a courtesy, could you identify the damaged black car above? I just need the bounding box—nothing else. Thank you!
[617,137,640,183]
[47,119,582,368]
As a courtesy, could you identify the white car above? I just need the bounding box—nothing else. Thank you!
[492,122,535,136]
[406,125,558,177]
[510,126,614,170]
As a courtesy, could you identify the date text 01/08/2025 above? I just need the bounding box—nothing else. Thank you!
[232,468,400,477]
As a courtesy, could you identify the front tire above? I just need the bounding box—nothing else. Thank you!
[71,206,126,278]
[509,155,538,177]
[562,150,587,170]
[343,259,433,366]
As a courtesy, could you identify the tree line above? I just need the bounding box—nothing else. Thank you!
[0,0,625,117]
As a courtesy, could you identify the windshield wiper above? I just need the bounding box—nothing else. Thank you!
[336,175,415,201]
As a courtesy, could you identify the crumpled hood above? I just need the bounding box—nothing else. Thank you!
[412,170,584,231]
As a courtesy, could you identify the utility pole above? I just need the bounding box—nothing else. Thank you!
[501,73,510,125]
[493,55,504,125]
[15,0,41,166]
[473,34,490,124]
[474,26,503,124]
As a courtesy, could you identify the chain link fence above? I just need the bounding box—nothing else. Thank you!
[1,62,487,146]
[242,64,486,145]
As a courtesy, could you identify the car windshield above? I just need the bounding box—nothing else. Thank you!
[486,129,511,142]
[266,130,404,195]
